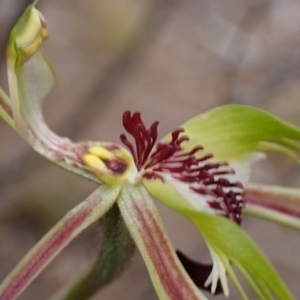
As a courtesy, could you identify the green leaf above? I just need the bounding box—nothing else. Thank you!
[184,210,294,300]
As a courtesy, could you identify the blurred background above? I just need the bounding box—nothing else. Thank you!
[1,0,300,299]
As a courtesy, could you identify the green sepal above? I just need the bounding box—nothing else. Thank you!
[0,185,121,300]
[184,210,294,300]
[244,184,300,230]
[166,105,300,163]
[118,184,208,300]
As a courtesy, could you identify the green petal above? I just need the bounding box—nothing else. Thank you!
[118,184,207,300]
[0,184,121,300]
[143,177,293,298]
[12,49,56,131]
[164,105,300,163]
[184,210,294,300]
[244,184,300,230]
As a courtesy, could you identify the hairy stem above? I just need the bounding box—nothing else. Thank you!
[52,203,135,300]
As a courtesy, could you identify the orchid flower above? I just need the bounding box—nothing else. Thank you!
[1,2,300,300]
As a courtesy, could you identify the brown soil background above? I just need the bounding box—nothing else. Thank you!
[1,0,300,299]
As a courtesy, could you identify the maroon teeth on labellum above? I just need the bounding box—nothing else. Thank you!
[120,111,244,225]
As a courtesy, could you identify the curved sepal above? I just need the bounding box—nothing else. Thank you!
[118,184,208,300]
[244,184,300,230]
[1,3,139,185]
[184,210,294,300]
[175,105,300,163]
[0,185,121,300]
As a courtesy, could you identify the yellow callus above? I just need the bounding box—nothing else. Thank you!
[83,146,137,185]
[88,146,116,160]
[83,154,107,173]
